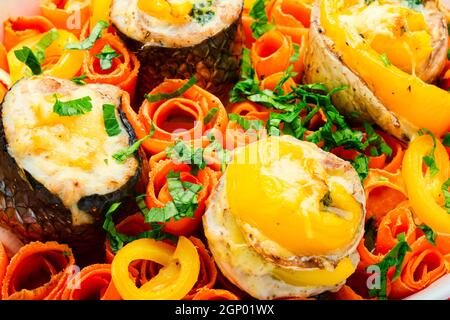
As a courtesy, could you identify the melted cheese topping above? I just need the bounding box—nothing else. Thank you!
[2,77,138,226]
[225,136,364,257]
[338,0,432,75]
[111,0,243,47]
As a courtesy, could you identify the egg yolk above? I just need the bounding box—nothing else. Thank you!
[226,137,363,256]
[138,0,194,24]
[338,1,432,75]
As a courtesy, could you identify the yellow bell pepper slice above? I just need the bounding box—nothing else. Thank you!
[111,237,200,300]
[91,0,113,32]
[319,0,450,138]
[402,135,450,234]
[7,29,85,84]
[138,0,193,24]
[273,257,356,286]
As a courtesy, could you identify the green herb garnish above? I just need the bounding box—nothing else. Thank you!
[53,95,93,116]
[203,107,219,125]
[95,44,121,70]
[379,53,391,67]
[190,0,215,25]
[113,121,155,163]
[418,128,439,177]
[166,139,207,175]
[416,224,437,246]
[290,43,300,64]
[442,178,450,214]
[103,104,121,137]
[34,29,59,63]
[65,20,109,50]
[443,133,450,147]
[363,122,392,157]
[229,113,264,131]
[368,232,411,300]
[14,47,41,75]
[145,76,196,103]
[351,154,370,181]
[249,0,274,39]
[72,74,87,85]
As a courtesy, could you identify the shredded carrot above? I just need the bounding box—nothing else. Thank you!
[82,33,140,103]
[126,79,228,155]
[1,242,75,300]
[3,16,55,51]
[364,169,408,223]
[40,0,91,38]
[146,159,220,236]
[192,288,240,300]
[390,235,450,299]
[61,264,121,300]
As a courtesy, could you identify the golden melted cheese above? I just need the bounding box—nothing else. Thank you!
[2,77,139,226]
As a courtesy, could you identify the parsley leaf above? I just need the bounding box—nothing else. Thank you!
[14,47,41,75]
[34,29,59,63]
[53,95,93,116]
[249,0,274,39]
[65,20,109,50]
[204,133,231,172]
[229,113,264,131]
[379,53,391,67]
[102,104,121,137]
[72,74,87,85]
[416,224,437,246]
[363,122,392,157]
[351,154,370,181]
[230,48,260,103]
[368,232,411,300]
[418,128,439,177]
[95,44,121,70]
[145,76,196,103]
[442,178,450,214]
[204,107,219,125]
[113,121,155,163]
[166,139,207,175]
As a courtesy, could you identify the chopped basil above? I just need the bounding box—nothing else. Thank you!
[102,104,121,137]
[143,171,203,224]
[442,179,450,214]
[379,53,391,67]
[95,44,121,70]
[190,0,215,25]
[72,74,87,85]
[34,29,59,63]
[204,133,231,172]
[53,95,93,116]
[363,122,392,157]
[229,113,264,131]
[112,121,155,163]
[249,0,274,39]
[166,139,207,175]
[14,47,41,75]
[368,232,411,300]
[351,154,370,181]
[203,107,219,125]
[418,128,439,177]
[65,20,109,50]
[145,76,196,103]
[416,224,437,246]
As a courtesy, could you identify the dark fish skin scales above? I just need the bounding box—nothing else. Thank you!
[0,95,143,267]
[114,19,243,103]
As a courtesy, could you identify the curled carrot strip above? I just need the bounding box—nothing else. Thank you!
[146,159,220,236]
[229,101,268,115]
[2,16,55,51]
[1,242,75,300]
[126,79,228,155]
[389,235,450,299]
[226,110,270,150]
[83,33,140,103]
[0,44,8,72]
[260,71,297,92]
[192,288,240,300]
[0,243,8,296]
[61,264,121,300]
[40,0,91,37]
[183,237,217,300]
[251,30,302,80]
[364,169,408,223]
[375,202,417,254]
[241,11,256,48]
[267,0,312,28]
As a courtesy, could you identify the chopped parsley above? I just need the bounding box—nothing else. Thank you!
[53,95,93,116]
[363,122,392,157]
[229,113,265,131]
[249,0,274,39]
[95,44,121,70]
[190,0,215,25]
[418,128,439,177]
[290,44,300,64]
[166,139,207,175]
[113,121,155,163]
[351,154,370,181]
[14,47,41,75]
[34,29,59,63]
[102,104,121,137]
[72,74,87,85]
[379,53,391,67]
[65,20,109,50]
[203,107,219,125]
[145,76,196,103]
[368,232,411,300]
[416,224,437,246]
